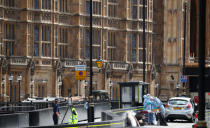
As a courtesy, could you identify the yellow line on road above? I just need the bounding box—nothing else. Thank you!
[88,122,124,127]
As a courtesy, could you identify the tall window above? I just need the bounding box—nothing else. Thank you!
[92,29,101,59]
[34,43,39,56]
[93,1,101,15]
[132,34,137,62]
[34,26,39,41]
[85,1,101,15]
[42,26,51,41]
[5,24,15,56]
[42,43,51,57]
[34,26,39,56]
[60,0,68,12]
[41,26,51,57]
[85,1,90,14]
[59,28,68,43]
[58,27,68,58]
[6,42,14,56]
[132,0,137,19]
[131,0,148,19]
[59,45,68,58]
[107,31,116,61]
[139,49,143,62]
[42,0,51,10]
[5,24,15,40]
[108,5,116,17]
[34,0,39,9]
[108,0,117,17]
[5,0,14,7]
[85,29,90,58]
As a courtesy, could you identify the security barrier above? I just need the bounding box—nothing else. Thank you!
[0,102,110,128]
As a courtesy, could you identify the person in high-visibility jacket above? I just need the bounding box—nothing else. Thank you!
[68,107,78,128]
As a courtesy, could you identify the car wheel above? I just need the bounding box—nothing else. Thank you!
[189,114,195,123]
[169,119,174,122]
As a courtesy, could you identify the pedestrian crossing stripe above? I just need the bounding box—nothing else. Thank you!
[87,122,124,127]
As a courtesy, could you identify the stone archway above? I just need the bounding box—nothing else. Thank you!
[61,73,77,97]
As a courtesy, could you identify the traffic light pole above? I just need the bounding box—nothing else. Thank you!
[197,0,207,127]
[88,0,94,123]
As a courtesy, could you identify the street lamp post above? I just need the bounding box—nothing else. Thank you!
[17,73,22,103]
[176,84,180,97]
[143,0,146,82]
[155,83,159,97]
[109,81,113,101]
[87,0,94,123]
[9,73,13,103]
[1,78,5,104]
[30,78,34,98]
[197,0,207,127]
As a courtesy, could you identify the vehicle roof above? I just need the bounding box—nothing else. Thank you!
[92,90,108,93]
[169,97,191,101]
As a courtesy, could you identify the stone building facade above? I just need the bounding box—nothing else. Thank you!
[152,0,191,101]
[153,0,210,101]
[0,0,153,102]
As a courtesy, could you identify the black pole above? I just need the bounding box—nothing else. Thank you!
[1,81,4,104]
[18,80,21,103]
[31,83,33,98]
[143,0,146,82]
[197,0,207,127]
[10,80,12,103]
[88,0,94,123]
[110,86,112,101]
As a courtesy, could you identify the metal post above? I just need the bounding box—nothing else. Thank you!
[1,78,5,104]
[110,86,112,101]
[31,84,33,98]
[143,0,146,82]
[10,80,12,103]
[197,0,207,127]
[18,80,20,103]
[88,0,94,123]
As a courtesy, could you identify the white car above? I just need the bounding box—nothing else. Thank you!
[165,97,195,122]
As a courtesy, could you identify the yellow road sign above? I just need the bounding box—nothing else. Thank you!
[75,70,86,80]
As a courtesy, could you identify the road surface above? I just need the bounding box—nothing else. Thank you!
[141,120,194,128]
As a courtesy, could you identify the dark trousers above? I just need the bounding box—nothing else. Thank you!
[53,114,58,125]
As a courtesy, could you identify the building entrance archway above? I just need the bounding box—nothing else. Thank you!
[61,73,77,97]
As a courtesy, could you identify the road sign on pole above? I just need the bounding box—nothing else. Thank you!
[75,65,86,80]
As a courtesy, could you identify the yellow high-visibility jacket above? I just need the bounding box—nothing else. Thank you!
[67,107,78,128]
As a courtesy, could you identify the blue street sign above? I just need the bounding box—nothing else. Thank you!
[181,75,187,83]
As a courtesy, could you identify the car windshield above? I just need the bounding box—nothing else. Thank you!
[168,99,188,105]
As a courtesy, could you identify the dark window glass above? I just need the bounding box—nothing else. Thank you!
[132,50,136,62]
[6,42,14,56]
[85,30,90,59]
[34,26,39,41]
[34,43,39,56]
[86,1,90,14]
[132,34,136,48]
[34,0,39,9]
[132,6,137,19]
[133,0,137,4]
